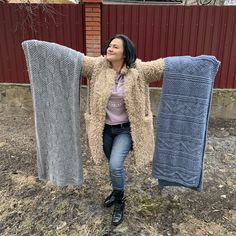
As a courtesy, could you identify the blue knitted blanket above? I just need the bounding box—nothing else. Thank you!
[22,40,84,186]
[152,55,220,191]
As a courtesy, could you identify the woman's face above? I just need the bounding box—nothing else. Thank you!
[106,38,125,64]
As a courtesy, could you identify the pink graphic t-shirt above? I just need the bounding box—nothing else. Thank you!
[105,74,129,125]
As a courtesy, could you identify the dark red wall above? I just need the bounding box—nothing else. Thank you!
[0,4,85,83]
[102,5,236,88]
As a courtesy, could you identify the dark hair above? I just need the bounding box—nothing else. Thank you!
[102,34,136,68]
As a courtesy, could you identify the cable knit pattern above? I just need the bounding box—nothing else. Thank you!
[152,55,220,191]
[22,40,84,186]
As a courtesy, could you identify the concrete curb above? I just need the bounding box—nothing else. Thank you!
[0,84,235,119]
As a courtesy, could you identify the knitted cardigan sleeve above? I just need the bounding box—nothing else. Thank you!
[139,58,165,83]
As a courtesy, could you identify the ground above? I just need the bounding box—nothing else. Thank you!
[0,109,235,236]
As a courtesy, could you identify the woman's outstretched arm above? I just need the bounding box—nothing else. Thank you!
[138,58,164,83]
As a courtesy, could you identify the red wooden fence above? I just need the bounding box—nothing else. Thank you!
[0,4,85,83]
[1,4,236,88]
[102,5,236,88]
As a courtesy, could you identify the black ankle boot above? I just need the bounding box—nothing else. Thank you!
[112,191,125,226]
[104,190,123,208]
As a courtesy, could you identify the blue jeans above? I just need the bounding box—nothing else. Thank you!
[103,124,132,191]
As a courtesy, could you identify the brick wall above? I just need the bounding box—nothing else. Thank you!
[82,0,102,56]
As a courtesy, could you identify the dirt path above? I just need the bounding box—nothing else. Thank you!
[0,110,235,236]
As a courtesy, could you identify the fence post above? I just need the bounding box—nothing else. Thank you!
[82,0,103,56]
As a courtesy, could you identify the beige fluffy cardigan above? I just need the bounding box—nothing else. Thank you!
[82,56,164,166]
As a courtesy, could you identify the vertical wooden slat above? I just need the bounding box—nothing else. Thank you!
[110,6,117,37]
[182,6,191,55]
[159,6,168,58]
[138,5,147,59]
[221,7,235,88]
[4,5,15,83]
[123,6,132,38]
[174,7,184,56]
[11,9,21,83]
[116,5,124,34]
[101,4,108,44]
[130,6,139,54]
[196,7,207,55]
[145,7,154,59]
[167,6,176,57]
[0,6,8,82]
[216,7,227,88]
[203,7,213,55]
[227,9,236,88]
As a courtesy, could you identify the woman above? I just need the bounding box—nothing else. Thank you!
[81,34,164,226]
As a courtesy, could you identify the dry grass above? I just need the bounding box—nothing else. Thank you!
[0,113,236,235]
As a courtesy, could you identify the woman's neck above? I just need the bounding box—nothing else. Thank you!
[112,61,124,74]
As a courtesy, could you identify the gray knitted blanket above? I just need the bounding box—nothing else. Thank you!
[22,40,84,186]
[152,55,220,191]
